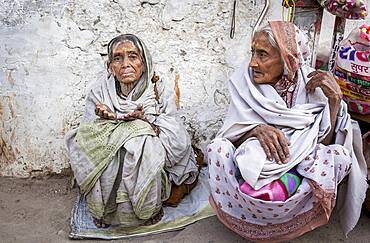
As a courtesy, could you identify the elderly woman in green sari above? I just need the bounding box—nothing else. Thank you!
[66,34,199,227]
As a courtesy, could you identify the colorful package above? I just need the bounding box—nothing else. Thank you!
[334,24,370,114]
[239,168,302,202]
[318,0,368,19]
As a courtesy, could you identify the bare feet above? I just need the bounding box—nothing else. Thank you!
[93,217,110,228]
[92,209,163,228]
[151,208,164,224]
[143,208,164,226]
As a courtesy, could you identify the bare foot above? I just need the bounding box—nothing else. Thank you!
[143,208,164,226]
[151,208,164,224]
[93,217,110,228]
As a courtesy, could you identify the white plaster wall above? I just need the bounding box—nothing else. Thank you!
[0,0,368,177]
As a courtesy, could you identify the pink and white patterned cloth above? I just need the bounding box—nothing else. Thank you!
[208,139,351,241]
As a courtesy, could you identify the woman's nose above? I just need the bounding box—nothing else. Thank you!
[122,56,130,67]
[250,55,258,68]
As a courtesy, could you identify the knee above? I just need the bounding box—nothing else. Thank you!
[207,137,234,153]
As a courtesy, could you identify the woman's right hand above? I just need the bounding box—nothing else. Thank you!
[95,103,117,120]
[250,124,290,164]
[119,104,145,121]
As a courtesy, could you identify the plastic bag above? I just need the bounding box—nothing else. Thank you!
[334,24,370,114]
[318,0,368,19]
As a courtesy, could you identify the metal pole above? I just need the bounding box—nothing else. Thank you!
[252,0,270,38]
[230,0,237,39]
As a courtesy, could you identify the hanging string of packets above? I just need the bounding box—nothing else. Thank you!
[333,23,370,114]
[282,0,296,22]
[359,23,370,41]
[318,0,368,19]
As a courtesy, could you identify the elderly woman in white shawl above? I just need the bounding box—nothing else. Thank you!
[66,34,199,227]
[207,21,367,242]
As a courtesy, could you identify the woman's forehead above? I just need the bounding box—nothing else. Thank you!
[252,32,276,51]
[252,33,272,47]
[112,40,139,53]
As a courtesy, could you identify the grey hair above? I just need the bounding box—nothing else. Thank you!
[253,24,289,76]
[254,25,278,49]
[106,34,145,70]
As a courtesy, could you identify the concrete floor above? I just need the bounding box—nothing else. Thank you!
[0,176,369,243]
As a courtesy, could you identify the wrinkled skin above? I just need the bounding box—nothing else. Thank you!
[94,103,160,136]
[94,40,149,124]
[235,33,342,164]
[94,40,161,136]
[250,32,284,85]
[95,103,145,121]
[109,40,144,84]
[305,69,342,146]
[248,124,291,164]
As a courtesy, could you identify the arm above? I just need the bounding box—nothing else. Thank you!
[306,70,342,145]
[233,128,255,147]
[323,96,341,145]
[95,103,160,135]
[234,124,291,164]
[95,103,117,120]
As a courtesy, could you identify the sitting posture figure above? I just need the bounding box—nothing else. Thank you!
[207,21,367,241]
[66,34,199,227]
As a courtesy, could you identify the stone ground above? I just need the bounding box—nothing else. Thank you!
[0,176,369,243]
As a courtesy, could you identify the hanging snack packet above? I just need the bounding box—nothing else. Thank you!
[334,23,370,114]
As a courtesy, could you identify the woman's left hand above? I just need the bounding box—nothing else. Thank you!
[119,104,145,121]
[118,104,160,136]
[306,70,342,101]
[306,70,342,145]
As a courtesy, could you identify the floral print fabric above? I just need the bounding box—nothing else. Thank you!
[208,138,351,241]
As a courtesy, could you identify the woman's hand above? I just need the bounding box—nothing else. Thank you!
[306,70,342,145]
[251,124,290,164]
[306,70,342,102]
[95,103,117,120]
[118,104,145,121]
[117,104,160,135]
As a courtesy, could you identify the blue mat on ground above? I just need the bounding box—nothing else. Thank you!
[69,168,214,240]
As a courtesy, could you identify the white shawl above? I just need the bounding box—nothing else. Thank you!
[217,61,368,234]
[218,63,331,189]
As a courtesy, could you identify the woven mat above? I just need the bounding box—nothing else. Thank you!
[69,168,214,239]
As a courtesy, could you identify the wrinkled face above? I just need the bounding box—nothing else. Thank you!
[250,32,284,85]
[109,41,144,84]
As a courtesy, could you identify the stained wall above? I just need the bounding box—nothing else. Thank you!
[0,0,368,177]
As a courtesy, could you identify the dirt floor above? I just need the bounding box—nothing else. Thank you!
[1,176,370,243]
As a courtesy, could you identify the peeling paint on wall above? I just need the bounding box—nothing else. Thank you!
[0,136,16,163]
[0,0,369,177]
